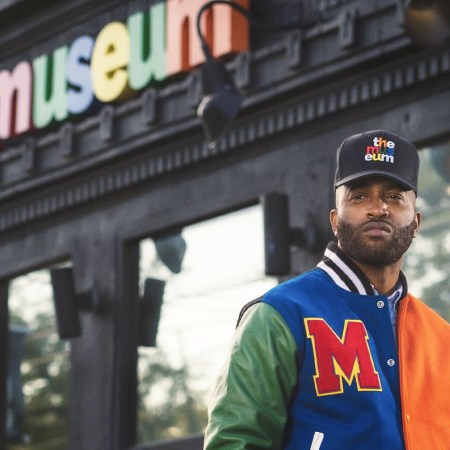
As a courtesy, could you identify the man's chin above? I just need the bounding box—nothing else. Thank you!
[342,242,393,266]
[336,217,416,267]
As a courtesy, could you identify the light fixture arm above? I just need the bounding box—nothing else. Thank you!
[196,0,304,60]
[197,1,254,60]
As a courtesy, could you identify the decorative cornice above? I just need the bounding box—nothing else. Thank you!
[1,44,449,233]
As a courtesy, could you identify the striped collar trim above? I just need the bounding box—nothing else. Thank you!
[317,242,408,296]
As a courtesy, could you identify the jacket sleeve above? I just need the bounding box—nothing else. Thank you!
[203,301,298,450]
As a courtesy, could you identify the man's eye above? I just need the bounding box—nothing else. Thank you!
[387,194,403,200]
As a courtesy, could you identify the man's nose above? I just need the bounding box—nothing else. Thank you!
[367,196,388,218]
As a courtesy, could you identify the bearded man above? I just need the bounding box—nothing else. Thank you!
[204,130,450,450]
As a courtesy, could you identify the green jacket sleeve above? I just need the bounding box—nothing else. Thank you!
[203,301,298,450]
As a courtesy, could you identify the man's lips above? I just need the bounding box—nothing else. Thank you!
[362,221,392,236]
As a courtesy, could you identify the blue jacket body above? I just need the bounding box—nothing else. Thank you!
[262,268,405,450]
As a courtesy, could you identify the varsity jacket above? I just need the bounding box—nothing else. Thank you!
[204,243,450,450]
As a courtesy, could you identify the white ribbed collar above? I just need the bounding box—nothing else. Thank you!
[317,242,408,297]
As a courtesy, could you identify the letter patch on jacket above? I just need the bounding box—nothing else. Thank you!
[305,318,382,396]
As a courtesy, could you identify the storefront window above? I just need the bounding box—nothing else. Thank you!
[137,205,277,443]
[7,270,69,450]
[403,144,450,321]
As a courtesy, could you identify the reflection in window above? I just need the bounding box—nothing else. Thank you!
[137,205,277,443]
[403,144,450,321]
[7,270,69,450]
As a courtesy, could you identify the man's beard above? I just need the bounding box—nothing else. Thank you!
[336,217,417,267]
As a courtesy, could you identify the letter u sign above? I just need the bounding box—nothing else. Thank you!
[305,318,382,396]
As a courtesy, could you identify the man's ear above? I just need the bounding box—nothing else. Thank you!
[330,209,338,236]
[413,211,421,237]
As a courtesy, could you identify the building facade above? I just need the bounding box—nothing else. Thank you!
[1,0,450,449]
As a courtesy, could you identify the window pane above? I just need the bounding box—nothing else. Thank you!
[7,270,69,450]
[137,205,277,443]
[403,144,450,321]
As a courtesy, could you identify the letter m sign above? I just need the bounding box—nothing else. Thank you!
[305,318,382,396]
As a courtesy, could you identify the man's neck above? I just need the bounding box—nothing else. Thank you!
[348,258,403,296]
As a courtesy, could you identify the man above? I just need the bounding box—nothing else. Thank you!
[204,130,450,450]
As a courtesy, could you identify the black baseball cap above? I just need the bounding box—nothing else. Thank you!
[334,130,420,194]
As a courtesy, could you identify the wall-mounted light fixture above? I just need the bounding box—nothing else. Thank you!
[196,1,310,149]
[196,1,251,149]
[153,233,187,275]
[50,267,101,339]
[139,278,165,347]
[138,232,187,347]
[404,0,450,47]
[262,192,317,276]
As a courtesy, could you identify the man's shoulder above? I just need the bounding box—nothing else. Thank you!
[405,293,450,330]
[237,270,332,327]
[274,267,331,289]
[263,268,333,302]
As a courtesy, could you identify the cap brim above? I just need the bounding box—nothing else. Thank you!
[335,171,416,192]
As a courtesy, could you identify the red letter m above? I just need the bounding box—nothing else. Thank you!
[366,145,379,154]
[305,319,382,396]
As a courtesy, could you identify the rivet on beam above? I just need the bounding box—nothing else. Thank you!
[21,138,36,174]
[100,106,114,142]
[60,123,75,159]
[339,8,357,49]
[235,52,251,90]
[286,30,303,69]
[188,71,202,109]
[142,88,157,126]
